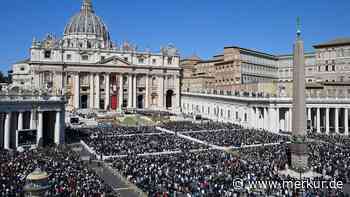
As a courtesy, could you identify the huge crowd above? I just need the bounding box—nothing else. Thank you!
[109,142,349,196]
[84,133,209,156]
[0,146,115,197]
[82,125,161,136]
[185,129,289,147]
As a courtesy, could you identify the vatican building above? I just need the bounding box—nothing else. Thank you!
[11,0,181,112]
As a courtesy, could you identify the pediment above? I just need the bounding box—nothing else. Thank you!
[97,56,130,66]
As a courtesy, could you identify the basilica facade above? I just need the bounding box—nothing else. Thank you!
[12,0,181,112]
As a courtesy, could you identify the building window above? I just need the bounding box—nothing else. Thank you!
[152,59,157,64]
[44,50,51,58]
[325,66,328,71]
[332,65,335,71]
[20,67,25,71]
[138,58,144,64]
[101,56,105,61]
[66,54,72,60]
[82,55,89,61]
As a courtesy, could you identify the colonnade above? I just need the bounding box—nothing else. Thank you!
[182,92,350,135]
[0,110,63,149]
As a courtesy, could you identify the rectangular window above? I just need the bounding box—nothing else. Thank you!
[152,59,157,64]
[66,54,72,60]
[138,58,144,64]
[82,55,89,61]
[124,57,128,62]
[101,56,105,61]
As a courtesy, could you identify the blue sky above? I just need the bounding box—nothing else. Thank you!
[0,0,349,73]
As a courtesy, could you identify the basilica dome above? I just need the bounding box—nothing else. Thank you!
[63,0,113,49]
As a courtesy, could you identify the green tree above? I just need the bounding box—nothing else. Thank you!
[0,71,6,83]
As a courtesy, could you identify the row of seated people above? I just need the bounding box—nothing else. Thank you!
[161,121,242,132]
[83,133,209,156]
[184,128,289,147]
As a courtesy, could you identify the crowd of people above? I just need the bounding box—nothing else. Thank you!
[109,142,348,196]
[84,133,209,156]
[82,125,161,137]
[161,121,242,132]
[0,146,115,196]
[308,132,350,147]
[185,129,289,147]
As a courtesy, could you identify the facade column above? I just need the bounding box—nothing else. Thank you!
[345,108,349,135]
[37,112,43,145]
[74,73,80,109]
[250,107,255,129]
[89,74,94,109]
[268,107,274,132]
[159,75,164,109]
[118,74,124,110]
[95,74,100,109]
[285,109,289,132]
[316,108,321,133]
[264,107,269,130]
[133,75,137,108]
[307,108,311,128]
[54,111,61,145]
[326,108,330,134]
[174,75,181,112]
[4,113,11,149]
[128,74,133,108]
[335,108,339,134]
[105,73,110,110]
[276,107,280,133]
[145,75,149,109]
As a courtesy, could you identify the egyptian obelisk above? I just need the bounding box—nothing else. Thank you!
[290,17,309,172]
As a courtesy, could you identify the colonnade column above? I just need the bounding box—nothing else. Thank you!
[276,107,280,133]
[37,112,43,145]
[89,74,94,109]
[289,108,292,132]
[95,74,100,109]
[54,111,61,145]
[307,108,311,126]
[4,113,11,149]
[74,73,80,109]
[316,108,321,133]
[118,74,124,110]
[335,108,339,134]
[105,73,110,110]
[145,75,149,109]
[326,108,330,134]
[18,112,23,131]
[128,75,133,108]
[133,75,137,108]
[345,108,349,135]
